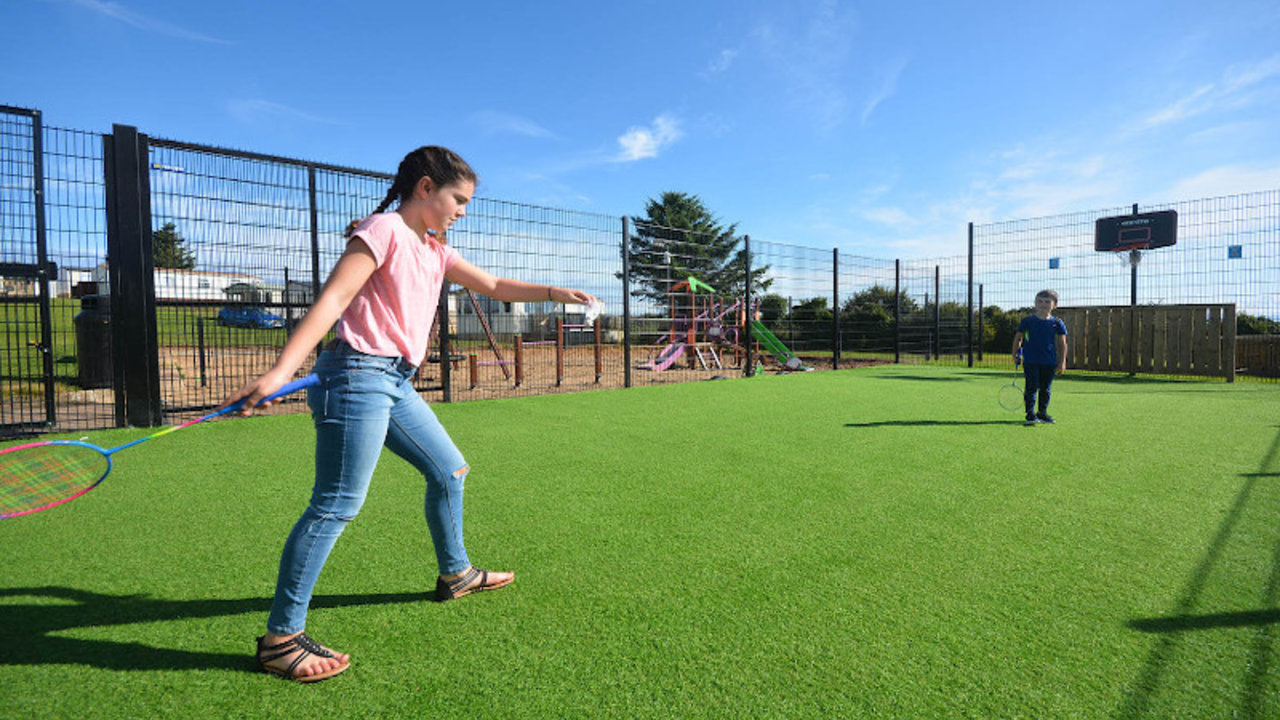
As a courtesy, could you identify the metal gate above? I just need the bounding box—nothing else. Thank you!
[0,106,57,433]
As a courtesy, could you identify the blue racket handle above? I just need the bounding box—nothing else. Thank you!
[224,374,321,414]
[257,374,321,406]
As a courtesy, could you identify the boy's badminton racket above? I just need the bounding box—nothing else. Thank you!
[0,374,319,519]
[999,355,1023,412]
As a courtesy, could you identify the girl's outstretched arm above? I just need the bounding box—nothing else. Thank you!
[446,256,597,305]
[221,239,378,413]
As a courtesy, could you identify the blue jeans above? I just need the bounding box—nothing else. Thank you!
[1023,362,1056,416]
[267,342,471,634]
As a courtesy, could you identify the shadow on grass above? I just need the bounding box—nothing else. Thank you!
[845,419,1026,427]
[0,587,426,672]
[1129,608,1280,633]
[1116,429,1280,719]
[875,375,972,382]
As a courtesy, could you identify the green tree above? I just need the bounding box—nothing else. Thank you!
[980,305,1030,354]
[1237,313,1280,335]
[624,192,770,302]
[791,296,834,350]
[758,293,789,328]
[152,222,196,269]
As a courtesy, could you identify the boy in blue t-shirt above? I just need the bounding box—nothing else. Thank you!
[1012,289,1068,425]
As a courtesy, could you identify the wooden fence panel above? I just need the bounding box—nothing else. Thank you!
[1056,304,1234,379]
[1138,306,1156,373]
[1151,311,1168,374]
[1203,307,1223,375]
[1175,307,1194,374]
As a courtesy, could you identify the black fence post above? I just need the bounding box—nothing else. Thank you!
[32,109,56,425]
[307,165,322,302]
[894,259,901,364]
[832,247,841,369]
[934,265,941,360]
[439,285,452,402]
[744,234,754,377]
[978,284,985,362]
[967,222,974,368]
[104,124,162,426]
[621,216,632,389]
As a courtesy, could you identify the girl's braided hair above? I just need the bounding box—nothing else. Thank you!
[345,146,477,238]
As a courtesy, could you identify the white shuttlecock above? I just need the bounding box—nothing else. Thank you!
[584,299,605,325]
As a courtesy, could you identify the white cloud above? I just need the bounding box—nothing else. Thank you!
[472,111,557,140]
[861,57,909,125]
[1222,54,1280,93]
[227,99,341,126]
[860,206,917,227]
[1143,85,1215,128]
[615,115,682,161]
[1161,163,1280,200]
[45,0,231,44]
[751,1,859,133]
[703,48,740,76]
[1142,53,1280,130]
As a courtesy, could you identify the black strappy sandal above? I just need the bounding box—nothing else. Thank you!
[256,633,350,683]
[434,566,513,602]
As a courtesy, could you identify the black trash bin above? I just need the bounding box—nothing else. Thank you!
[74,294,112,389]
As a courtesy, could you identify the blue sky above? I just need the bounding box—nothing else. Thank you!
[4,0,1280,259]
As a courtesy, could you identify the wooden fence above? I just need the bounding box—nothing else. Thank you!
[1055,304,1236,381]
[1237,335,1280,379]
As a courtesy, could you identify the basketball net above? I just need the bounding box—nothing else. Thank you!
[1117,249,1142,268]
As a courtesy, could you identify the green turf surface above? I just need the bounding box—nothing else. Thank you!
[2,365,1278,718]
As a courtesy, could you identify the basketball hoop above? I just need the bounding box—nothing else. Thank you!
[1118,249,1142,268]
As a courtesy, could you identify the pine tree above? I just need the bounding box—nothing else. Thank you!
[152,222,196,269]
[625,192,769,303]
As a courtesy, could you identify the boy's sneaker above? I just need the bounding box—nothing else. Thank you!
[1025,414,1037,426]
[1036,413,1056,424]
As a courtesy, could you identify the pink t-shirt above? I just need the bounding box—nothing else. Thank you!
[337,213,461,366]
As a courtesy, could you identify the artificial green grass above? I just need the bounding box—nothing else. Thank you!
[1,366,1278,718]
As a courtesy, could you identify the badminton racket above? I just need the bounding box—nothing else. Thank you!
[0,374,319,519]
[999,354,1023,412]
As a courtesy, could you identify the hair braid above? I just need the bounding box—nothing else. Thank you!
[344,146,477,238]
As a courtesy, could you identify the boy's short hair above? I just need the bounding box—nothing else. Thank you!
[1035,289,1059,304]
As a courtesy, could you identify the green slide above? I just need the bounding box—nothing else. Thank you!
[749,320,810,371]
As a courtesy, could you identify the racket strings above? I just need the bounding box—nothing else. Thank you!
[0,444,109,516]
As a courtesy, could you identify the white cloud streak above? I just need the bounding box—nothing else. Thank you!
[44,0,232,44]
[227,99,342,126]
[752,0,859,133]
[1143,54,1280,129]
[472,111,557,140]
[861,57,909,124]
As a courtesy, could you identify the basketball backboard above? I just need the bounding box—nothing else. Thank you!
[1095,210,1177,252]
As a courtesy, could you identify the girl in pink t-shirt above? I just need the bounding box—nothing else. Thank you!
[225,146,596,683]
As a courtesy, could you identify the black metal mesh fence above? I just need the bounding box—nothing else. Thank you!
[0,110,45,431]
[836,253,898,362]
[973,193,1280,376]
[449,199,622,398]
[750,239,836,369]
[2,104,1278,437]
[43,127,112,427]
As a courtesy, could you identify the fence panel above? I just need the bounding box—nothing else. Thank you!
[837,253,899,364]
[974,192,1278,380]
[450,200,621,399]
[1057,305,1235,379]
[750,239,836,370]
[0,107,54,432]
[145,140,334,416]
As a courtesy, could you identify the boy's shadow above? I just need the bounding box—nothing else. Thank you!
[0,586,425,672]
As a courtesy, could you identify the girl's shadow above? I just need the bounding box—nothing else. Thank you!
[0,586,425,672]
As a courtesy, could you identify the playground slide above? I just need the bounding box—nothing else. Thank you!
[642,341,687,371]
[749,321,810,371]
